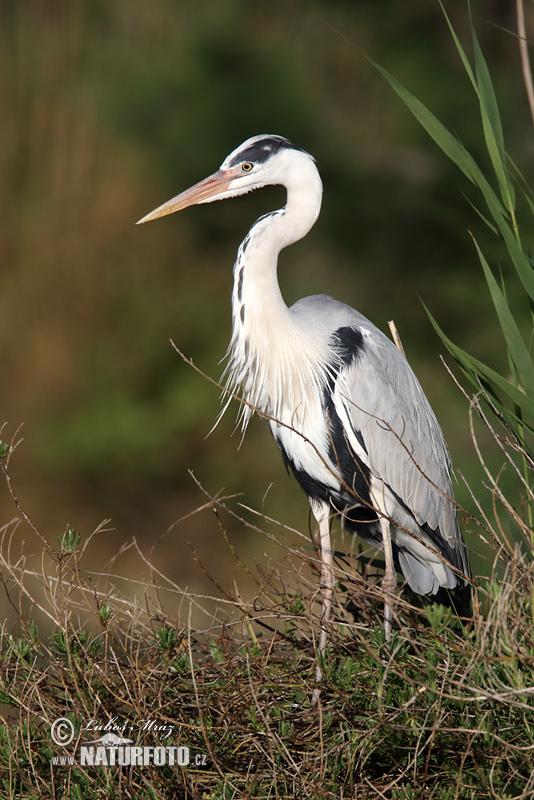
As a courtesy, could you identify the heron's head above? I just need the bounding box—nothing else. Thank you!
[136,135,317,224]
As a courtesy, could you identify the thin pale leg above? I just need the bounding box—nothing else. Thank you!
[379,516,397,641]
[315,511,334,684]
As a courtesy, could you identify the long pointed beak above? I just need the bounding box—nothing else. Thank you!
[136,169,235,225]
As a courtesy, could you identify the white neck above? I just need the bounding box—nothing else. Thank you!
[222,155,329,428]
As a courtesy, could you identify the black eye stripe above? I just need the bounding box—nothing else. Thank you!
[228,136,308,168]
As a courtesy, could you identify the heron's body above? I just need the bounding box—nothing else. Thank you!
[138,134,470,658]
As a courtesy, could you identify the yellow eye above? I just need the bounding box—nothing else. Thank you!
[241,162,254,172]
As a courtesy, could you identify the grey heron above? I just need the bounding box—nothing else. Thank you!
[137,134,470,664]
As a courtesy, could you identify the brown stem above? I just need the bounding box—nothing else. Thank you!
[517,0,534,127]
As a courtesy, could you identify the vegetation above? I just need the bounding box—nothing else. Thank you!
[0,440,533,798]
[2,2,534,798]
[378,6,534,449]
[2,418,534,800]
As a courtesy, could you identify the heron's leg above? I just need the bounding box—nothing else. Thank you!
[315,510,334,683]
[379,516,397,641]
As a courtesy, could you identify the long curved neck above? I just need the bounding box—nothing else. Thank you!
[232,159,323,331]
[224,159,326,426]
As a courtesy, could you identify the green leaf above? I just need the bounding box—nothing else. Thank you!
[370,60,481,187]
[440,1,515,213]
[375,8,534,452]
[494,213,534,303]
[472,29,515,213]
[370,60,509,230]
[471,236,534,397]
[463,195,499,234]
[426,307,534,428]
[439,2,477,90]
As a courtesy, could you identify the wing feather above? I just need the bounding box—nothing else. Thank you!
[332,325,460,550]
[289,295,468,585]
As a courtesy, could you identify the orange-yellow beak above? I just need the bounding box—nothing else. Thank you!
[136,169,237,225]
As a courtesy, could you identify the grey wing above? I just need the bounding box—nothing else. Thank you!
[331,326,463,558]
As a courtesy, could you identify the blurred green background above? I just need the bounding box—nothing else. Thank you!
[1,0,532,610]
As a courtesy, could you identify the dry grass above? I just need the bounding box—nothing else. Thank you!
[0,411,534,800]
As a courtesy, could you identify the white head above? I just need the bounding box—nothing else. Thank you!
[136,135,322,224]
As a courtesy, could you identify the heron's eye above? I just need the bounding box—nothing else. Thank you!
[241,162,254,172]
